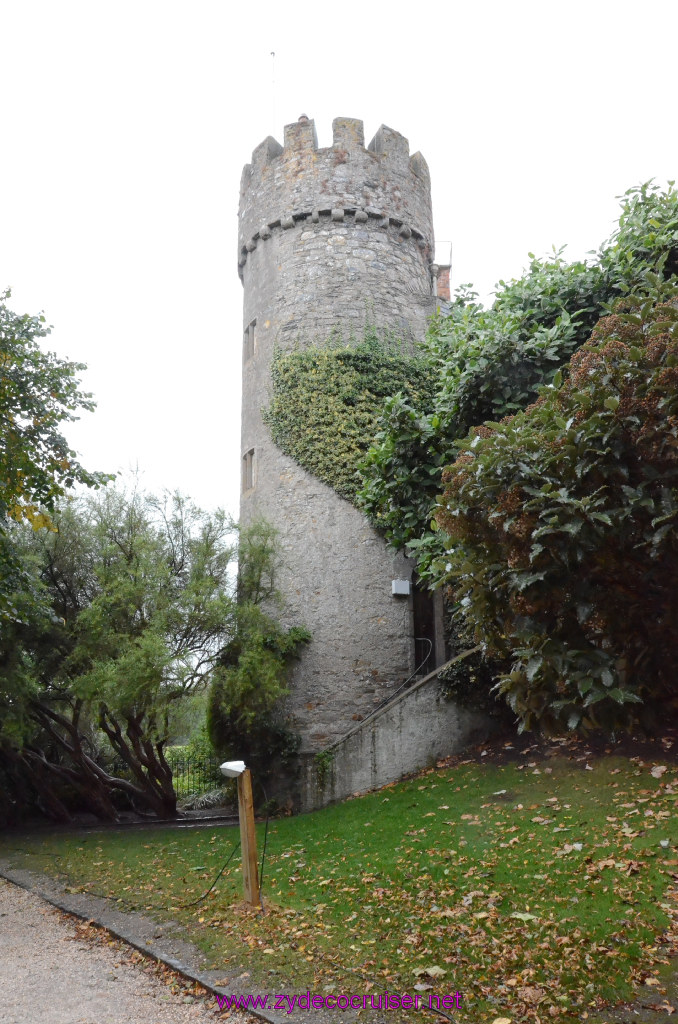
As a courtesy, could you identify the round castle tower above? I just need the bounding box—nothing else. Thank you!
[238,115,444,753]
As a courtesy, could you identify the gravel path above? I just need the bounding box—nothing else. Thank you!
[0,879,255,1024]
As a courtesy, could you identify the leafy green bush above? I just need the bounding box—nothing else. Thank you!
[434,289,678,733]
[359,182,678,576]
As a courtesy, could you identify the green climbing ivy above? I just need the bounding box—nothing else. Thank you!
[264,333,437,504]
[314,748,334,789]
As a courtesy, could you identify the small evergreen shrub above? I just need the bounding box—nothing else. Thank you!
[205,520,310,785]
[206,604,309,781]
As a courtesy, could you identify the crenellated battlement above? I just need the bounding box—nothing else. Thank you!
[240,116,429,189]
[238,115,434,277]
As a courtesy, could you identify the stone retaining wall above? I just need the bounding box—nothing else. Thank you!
[297,657,492,811]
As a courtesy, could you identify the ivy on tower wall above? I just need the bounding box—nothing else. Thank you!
[264,333,436,504]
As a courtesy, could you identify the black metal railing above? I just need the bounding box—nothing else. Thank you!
[110,753,224,798]
[165,753,224,797]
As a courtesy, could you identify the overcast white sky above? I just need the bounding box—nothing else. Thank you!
[2,0,676,518]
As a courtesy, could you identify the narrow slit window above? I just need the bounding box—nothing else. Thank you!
[242,448,255,492]
[243,319,256,362]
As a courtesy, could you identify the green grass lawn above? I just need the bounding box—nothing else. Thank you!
[2,738,677,1023]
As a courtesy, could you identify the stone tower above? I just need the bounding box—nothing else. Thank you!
[238,115,447,754]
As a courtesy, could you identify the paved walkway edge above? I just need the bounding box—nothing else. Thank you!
[0,865,278,1024]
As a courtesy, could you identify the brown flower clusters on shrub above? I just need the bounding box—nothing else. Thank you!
[435,292,678,734]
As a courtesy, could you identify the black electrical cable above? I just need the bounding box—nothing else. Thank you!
[174,838,241,909]
[7,794,455,1022]
[90,838,241,912]
[246,784,455,1023]
[6,837,242,913]
[255,779,271,914]
[8,777,263,916]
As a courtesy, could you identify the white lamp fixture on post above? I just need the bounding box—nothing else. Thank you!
[220,760,259,906]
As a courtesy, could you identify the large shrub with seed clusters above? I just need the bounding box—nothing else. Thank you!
[434,291,678,733]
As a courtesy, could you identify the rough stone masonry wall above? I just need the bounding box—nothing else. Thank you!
[298,669,491,812]
[238,117,440,753]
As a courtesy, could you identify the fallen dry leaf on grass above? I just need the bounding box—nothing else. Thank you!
[412,965,446,978]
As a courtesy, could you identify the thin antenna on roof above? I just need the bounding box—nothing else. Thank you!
[270,52,276,134]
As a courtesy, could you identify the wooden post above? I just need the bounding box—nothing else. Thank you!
[237,768,259,905]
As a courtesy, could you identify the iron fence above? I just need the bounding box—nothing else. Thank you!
[110,753,224,798]
[167,753,223,797]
